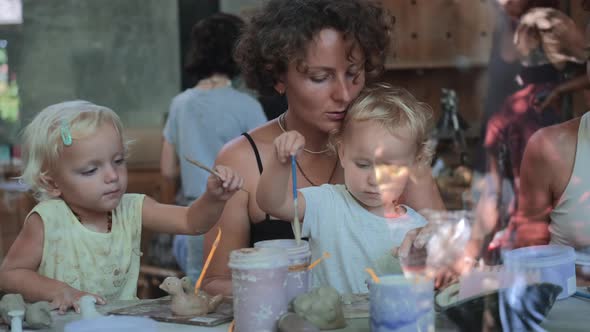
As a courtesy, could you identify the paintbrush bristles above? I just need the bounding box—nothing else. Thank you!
[365,268,381,283]
[308,252,331,271]
[293,199,301,245]
[195,228,222,295]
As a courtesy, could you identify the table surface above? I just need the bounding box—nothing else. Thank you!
[27,290,589,332]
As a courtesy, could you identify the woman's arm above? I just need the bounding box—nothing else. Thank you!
[540,74,590,110]
[200,138,261,296]
[510,129,556,247]
[201,188,251,296]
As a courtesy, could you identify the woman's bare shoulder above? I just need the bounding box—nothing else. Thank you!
[216,120,279,164]
[528,117,580,153]
[524,117,580,178]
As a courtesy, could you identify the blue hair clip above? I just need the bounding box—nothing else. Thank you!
[60,119,72,146]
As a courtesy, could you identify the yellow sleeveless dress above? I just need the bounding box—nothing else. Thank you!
[30,194,144,300]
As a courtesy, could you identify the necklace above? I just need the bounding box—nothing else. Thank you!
[277,112,338,186]
[295,157,338,186]
[277,113,331,154]
[72,210,113,233]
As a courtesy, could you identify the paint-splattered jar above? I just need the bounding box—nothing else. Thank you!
[229,247,289,332]
[254,239,312,303]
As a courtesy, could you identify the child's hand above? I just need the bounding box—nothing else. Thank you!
[50,285,106,314]
[206,165,244,201]
[274,131,305,163]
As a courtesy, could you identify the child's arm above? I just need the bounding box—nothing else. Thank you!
[142,165,244,235]
[0,213,105,313]
[256,130,306,222]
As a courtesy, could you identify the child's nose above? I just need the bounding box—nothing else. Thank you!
[104,166,119,183]
[368,169,377,186]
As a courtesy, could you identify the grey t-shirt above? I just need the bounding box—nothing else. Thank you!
[301,184,427,294]
[163,86,266,203]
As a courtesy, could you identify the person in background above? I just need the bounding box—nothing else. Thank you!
[444,10,590,284]
[467,2,589,264]
[484,1,587,206]
[160,13,266,283]
[507,19,590,284]
[201,0,445,297]
[0,101,243,313]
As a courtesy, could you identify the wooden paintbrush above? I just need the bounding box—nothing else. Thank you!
[291,155,301,245]
[184,156,249,193]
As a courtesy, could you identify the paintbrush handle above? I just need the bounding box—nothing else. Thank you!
[184,156,249,194]
[291,156,298,200]
[291,155,301,244]
[185,156,223,178]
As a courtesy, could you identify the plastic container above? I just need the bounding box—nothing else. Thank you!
[229,247,289,332]
[254,239,311,302]
[575,246,590,282]
[368,275,434,332]
[503,245,576,299]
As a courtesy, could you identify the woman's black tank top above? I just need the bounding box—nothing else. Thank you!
[242,133,295,247]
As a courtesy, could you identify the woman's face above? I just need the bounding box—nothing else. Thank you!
[281,28,366,133]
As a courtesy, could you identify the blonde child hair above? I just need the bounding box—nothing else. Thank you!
[20,100,129,201]
[333,82,434,166]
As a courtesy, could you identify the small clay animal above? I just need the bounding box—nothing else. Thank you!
[278,312,320,332]
[24,301,52,328]
[0,294,25,324]
[159,277,223,316]
[0,294,52,329]
[293,287,346,330]
[8,310,24,332]
[180,276,193,295]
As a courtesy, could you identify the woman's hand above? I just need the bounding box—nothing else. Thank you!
[537,89,561,111]
[50,285,105,314]
[274,131,305,163]
[205,165,244,201]
[394,225,435,260]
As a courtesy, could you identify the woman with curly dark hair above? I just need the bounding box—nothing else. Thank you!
[160,13,266,283]
[202,0,445,296]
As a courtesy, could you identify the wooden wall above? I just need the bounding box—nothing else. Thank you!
[378,0,496,137]
[379,0,590,137]
[380,0,495,69]
[381,68,487,137]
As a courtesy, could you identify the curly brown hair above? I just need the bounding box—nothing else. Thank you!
[234,0,394,96]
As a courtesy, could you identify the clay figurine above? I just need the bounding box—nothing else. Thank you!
[78,295,103,320]
[0,294,53,329]
[159,277,223,316]
[278,312,320,332]
[8,310,24,332]
[293,287,346,330]
[181,276,193,295]
[24,301,52,328]
[0,294,25,324]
